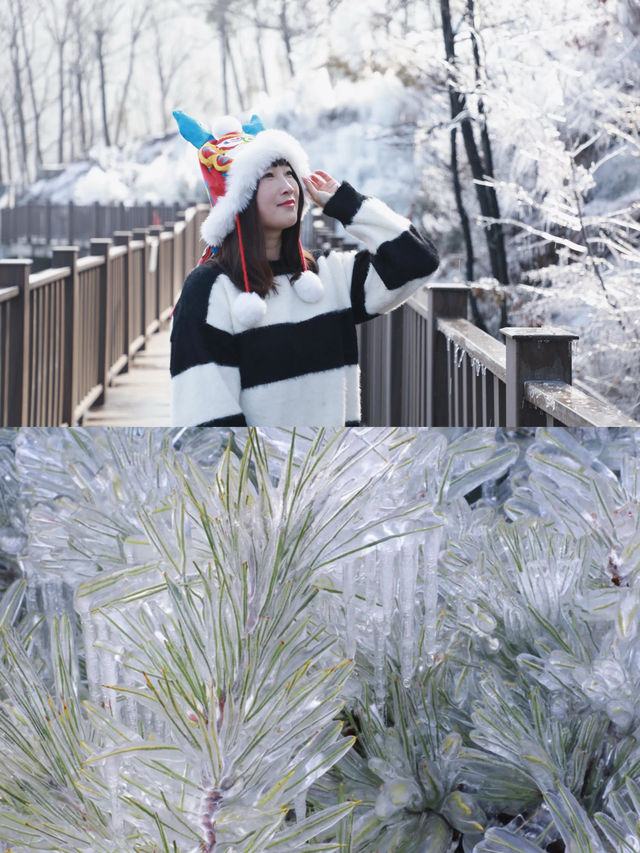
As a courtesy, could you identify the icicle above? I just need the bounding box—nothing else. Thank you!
[373,617,386,704]
[42,573,65,643]
[76,593,100,706]
[365,550,386,703]
[374,548,390,697]
[92,609,122,721]
[120,647,139,732]
[398,542,418,687]
[379,546,396,638]
[364,552,377,627]
[422,522,442,661]
[342,558,356,659]
[89,609,126,842]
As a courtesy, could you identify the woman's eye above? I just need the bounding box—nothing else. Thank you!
[262,172,274,178]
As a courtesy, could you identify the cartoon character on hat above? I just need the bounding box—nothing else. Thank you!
[173,110,324,329]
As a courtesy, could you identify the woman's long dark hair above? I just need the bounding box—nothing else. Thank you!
[215,159,316,297]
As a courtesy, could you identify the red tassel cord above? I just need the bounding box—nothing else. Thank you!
[298,240,308,272]
[235,214,250,293]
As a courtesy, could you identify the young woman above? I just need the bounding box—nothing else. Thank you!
[170,112,439,426]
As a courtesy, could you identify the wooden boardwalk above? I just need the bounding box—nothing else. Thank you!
[82,325,171,426]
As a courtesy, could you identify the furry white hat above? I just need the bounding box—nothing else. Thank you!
[198,116,311,248]
[173,110,322,328]
[172,111,310,247]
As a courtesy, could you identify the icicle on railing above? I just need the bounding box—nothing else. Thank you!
[470,356,486,378]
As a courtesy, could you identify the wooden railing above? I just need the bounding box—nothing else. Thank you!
[358,283,638,427]
[0,204,209,426]
[3,204,634,428]
[0,201,184,247]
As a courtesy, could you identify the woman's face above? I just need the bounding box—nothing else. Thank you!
[255,162,300,234]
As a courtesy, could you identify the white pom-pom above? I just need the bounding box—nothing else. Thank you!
[292,270,324,303]
[232,291,266,329]
[212,115,243,139]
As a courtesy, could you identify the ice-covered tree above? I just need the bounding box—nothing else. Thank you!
[1,426,640,852]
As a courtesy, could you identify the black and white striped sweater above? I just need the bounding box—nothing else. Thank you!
[170,182,439,426]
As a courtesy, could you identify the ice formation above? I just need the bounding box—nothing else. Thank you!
[1,427,640,852]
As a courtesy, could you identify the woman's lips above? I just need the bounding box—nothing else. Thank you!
[278,199,296,207]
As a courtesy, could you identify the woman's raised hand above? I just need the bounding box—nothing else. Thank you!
[302,170,340,208]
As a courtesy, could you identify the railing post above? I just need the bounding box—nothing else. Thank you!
[189,206,201,268]
[501,326,579,426]
[176,211,188,283]
[195,204,209,264]
[113,231,132,372]
[90,238,112,406]
[162,222,176,314]
[0,259,32,425]
[52,246,80,425]
[148,224,163,324]
[132,228,149,347]
[426,283,469,425]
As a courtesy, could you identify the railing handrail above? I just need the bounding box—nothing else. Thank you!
[437,317,507,383]
[29,267,71,289]
[0,285,20,303]
[524,380,638,427]
[77,255,105,272]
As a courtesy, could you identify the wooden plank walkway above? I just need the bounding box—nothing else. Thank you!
[82,325,171,426]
